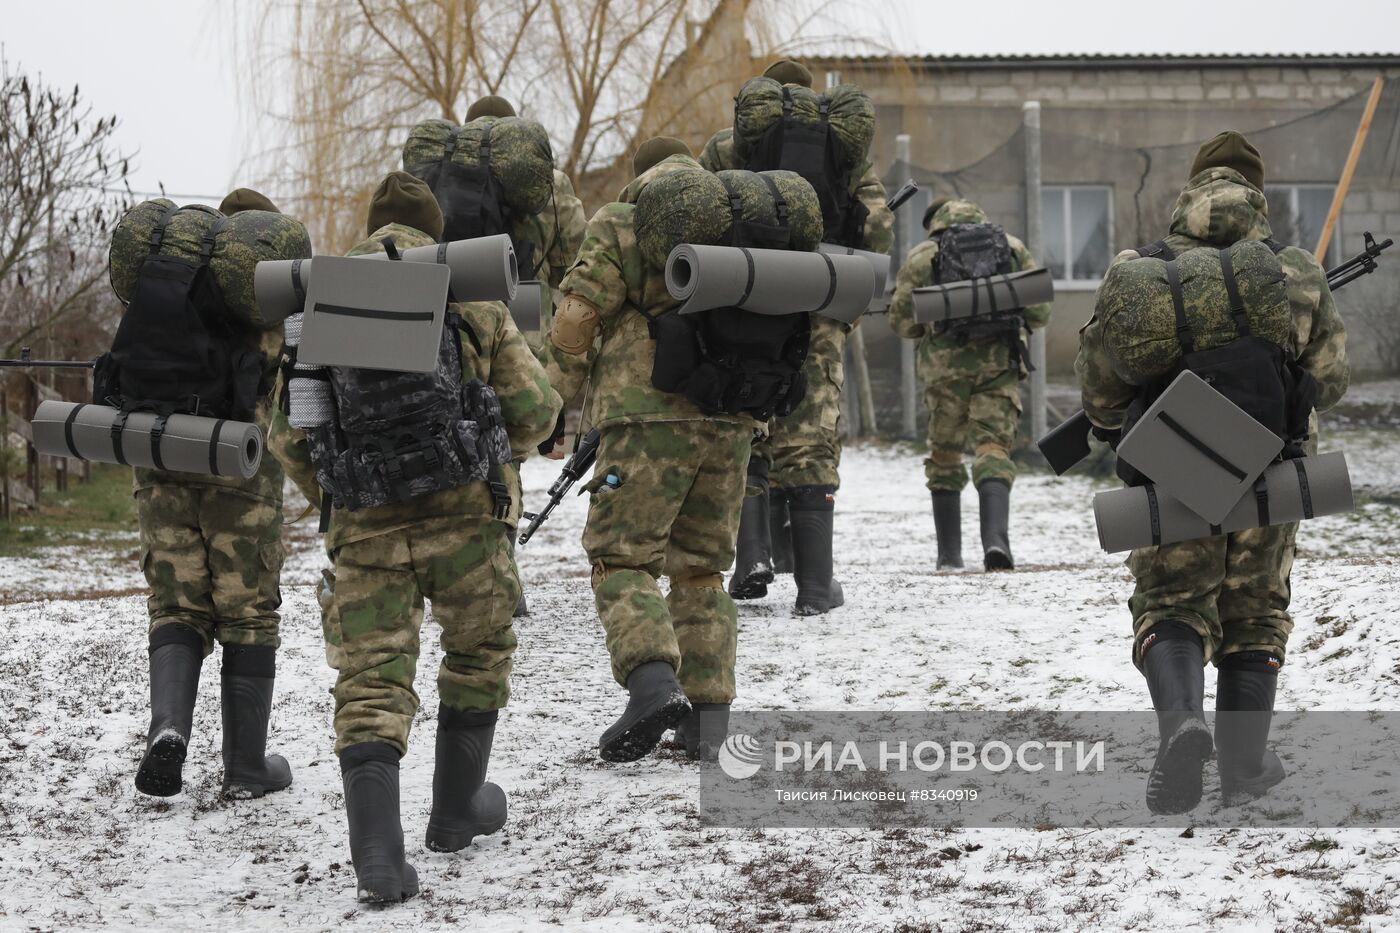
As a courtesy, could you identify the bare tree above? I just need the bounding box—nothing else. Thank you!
[0,58,132,359]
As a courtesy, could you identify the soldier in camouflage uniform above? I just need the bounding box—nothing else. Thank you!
[1075,132,1348,813]
[888,198,1051,571]
[700,59,895,615]
[267,173,561,904]
[132,187,295,801]
[540,137,757,762]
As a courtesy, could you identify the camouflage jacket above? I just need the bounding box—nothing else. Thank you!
[544,154,761,431]
[268,223,562,548]
[1076,168,1349,430]
[698,128,894,255]
[888,200,1051,384]
[132,328,286,504]
[512,168,587,288]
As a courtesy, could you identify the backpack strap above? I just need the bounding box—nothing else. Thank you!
[477,121,494,167]
[148,204,180,255]
[759,173,790,230]
[719,174,745,245]
[1137,239,1176,261]
[1165,257,1193,355]
[442,127,460,165]
[197,216,228,267]
[1218,248,1252,338]
[1262,237,1287,255]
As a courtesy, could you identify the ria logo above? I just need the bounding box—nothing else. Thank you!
[718,733,763,780]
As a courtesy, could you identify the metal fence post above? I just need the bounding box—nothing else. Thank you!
[1023,101,1047,443]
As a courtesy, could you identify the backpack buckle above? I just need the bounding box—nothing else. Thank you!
[489,480,511,520]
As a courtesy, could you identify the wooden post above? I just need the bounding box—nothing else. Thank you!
[1316,75,1385,260]
[895,133,919,439]
[0,387,8,523]
[1024,100,1048,444]
[848,325,878,436]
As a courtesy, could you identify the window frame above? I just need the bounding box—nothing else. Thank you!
[1265,182,1341,268]
[1042,183,1115,291]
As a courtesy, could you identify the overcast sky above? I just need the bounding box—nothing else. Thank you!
[4,0,1397,203]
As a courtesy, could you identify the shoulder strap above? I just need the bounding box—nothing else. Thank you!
[1218,248,1251,338]
[1262,237,1287,255]
[1165,257,1193,355]
[719,174,744,244]
[442,127,460,166]
[478,121,494,167]
[759,173,789,229]
[197,216,229,268]
[1137,239,1176,261]
[148,204,181,255]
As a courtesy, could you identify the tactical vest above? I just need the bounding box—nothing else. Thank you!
[1117,238,1318,487]
[646,174,811,420]
[299,241,514,517]
[415,124,537,276]
[931,222,1032,371]
[95,204,264,447]
[743,87,868,249]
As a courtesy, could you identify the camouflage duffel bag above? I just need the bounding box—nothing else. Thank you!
[732,77,875,170]
[402,116,554,216]
[109,199,312,330]
[1098,239,1293,385]
[634,168,823,270]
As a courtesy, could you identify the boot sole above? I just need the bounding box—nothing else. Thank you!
[1146,722,1213,815]
[599,693,692,763]
[730,564,774,600]
[357,863,419,905]
[984,549,1014,572]
[135,731,188,798]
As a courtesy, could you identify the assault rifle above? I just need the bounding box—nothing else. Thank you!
[0,347,96,370]
[1038,231,1394,475]
[518,426,601,546]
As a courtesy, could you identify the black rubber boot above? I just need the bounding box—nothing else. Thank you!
[220,644,293,799]
[1216,652,1286,807]
[513,592,529,618]
[426,706,508,852]
[729,488,774,600]
[931,491,964,570]
[790,485,844,616]
[1141,621,1213,815]
[599,661,691,763]
[135,625,204,798]
[675,703,730,761]
[770,489,793,575]
[977,479,1014,571]
[341,742,418,905]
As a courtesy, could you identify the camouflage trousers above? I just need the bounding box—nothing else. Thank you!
[136,471,284,654]
[583,420,752,704]
[1128,523,1297,669]
[325,516,520,755]
[921,371,1021,493]
[755,320,845,490]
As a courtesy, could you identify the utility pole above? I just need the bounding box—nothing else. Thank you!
[1023,101,1047,443]
[895,133,918,439]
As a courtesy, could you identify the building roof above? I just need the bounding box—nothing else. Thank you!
[817,52,1400,70]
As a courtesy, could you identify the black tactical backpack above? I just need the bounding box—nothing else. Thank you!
[95,204,263,430]
[647,174,810,420]
[302,243,514,516]
[743,88,868,249]
[931,222,1031,367]
[1116,238,1318,487]
[413,124,537,275]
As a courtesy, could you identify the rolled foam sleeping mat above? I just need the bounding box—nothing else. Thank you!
[817,243,892,311]
[910,267,1055,325]
[254,234,519,324]
[665,244,877,325]
[30,400,263,479]
[1093,451,1352,553]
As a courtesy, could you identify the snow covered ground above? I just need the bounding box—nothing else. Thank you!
[2,436,1399,931]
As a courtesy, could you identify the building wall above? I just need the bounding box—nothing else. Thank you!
[823,57,1400,379]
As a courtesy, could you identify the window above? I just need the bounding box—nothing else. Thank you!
[1041,185,1113,283]
[1265,184,1340,267]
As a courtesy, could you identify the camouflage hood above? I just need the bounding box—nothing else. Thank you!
[617,153,704,204]
[1167,167,1273,247]
[927,199,988,235]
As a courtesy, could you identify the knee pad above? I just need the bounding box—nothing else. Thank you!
[1140,619,1204,656]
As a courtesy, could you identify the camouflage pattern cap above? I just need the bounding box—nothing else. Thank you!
[366,171,444,241]
[219,187,278,215]
[466,95,517,121]
[1190,131,1264,192]
[762,59,813,88]
[921,196,952,232]
[632,136,693,178]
